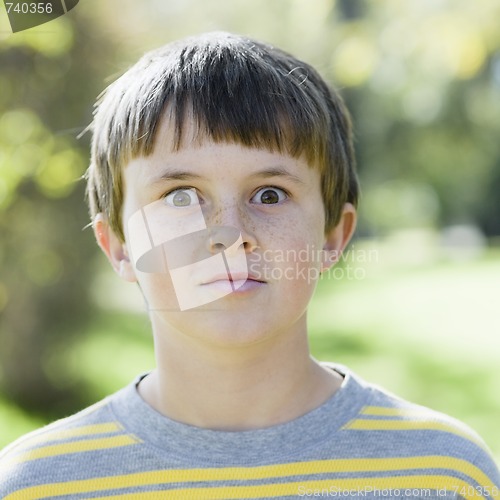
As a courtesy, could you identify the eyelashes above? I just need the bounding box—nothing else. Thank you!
[250,186,288,205]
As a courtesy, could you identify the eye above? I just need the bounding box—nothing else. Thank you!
[163,188,199,207]
[251,187,288,205]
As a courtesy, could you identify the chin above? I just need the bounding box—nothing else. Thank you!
[158,309,279,348]
[205,315,276,347]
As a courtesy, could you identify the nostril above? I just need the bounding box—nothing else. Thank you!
[208,239,227,253]
[242,241,259,252]
[212,242,226,251]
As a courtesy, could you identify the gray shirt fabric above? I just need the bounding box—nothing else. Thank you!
[1,363,499,499]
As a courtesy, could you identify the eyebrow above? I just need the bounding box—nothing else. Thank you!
[249,166,306,185]
[149,165,305,185]
[150,169,204,185]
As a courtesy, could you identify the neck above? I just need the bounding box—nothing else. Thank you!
[138,313,343,430]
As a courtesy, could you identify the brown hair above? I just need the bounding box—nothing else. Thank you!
[85,31,359,241]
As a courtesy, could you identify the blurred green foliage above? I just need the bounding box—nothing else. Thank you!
[0,12,120,415]
[0,0,499,462]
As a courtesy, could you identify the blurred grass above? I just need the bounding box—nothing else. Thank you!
[310,239,500,464]
[1,239,499,466]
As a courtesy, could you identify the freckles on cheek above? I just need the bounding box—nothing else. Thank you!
[259,214,320,266]
[275,216,321,250]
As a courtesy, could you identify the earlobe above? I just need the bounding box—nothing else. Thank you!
[322,203,357,271]
[93,214,137,283]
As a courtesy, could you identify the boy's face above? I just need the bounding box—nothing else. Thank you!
[99,116,355,346]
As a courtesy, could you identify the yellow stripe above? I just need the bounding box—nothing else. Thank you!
[4,435,140,467]
[77,476,491,500]
[17,422,124,448]
[343,418,487,451]
[360,406,432,417]
[5,456,496,499]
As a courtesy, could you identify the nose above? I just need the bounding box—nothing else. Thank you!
[205,204,258,254]
[207,226,258,255]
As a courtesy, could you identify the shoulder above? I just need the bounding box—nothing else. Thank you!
[334,365,500,488]
[0,388,140,497]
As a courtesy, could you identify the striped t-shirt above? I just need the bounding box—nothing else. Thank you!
[1,364,499,499]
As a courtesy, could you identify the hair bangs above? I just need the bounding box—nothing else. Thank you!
[117,39,330,171]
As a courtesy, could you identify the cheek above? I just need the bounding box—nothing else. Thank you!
[257,230,324,292]
[135,271,180,312]
[263,211,324,259]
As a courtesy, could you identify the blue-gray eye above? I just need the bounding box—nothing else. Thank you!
[164,188,198,207]
[251,187,287,204]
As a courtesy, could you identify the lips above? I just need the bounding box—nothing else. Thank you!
[201,273,265,285]
[199,275,266,295]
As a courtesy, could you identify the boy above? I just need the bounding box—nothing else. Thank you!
[1,31,499,499]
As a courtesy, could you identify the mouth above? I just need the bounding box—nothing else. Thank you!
[200,274,266,293]
[201,272,265,285]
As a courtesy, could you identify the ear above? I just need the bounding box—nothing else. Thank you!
[93,213,137,282]
[322,203,357,271]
